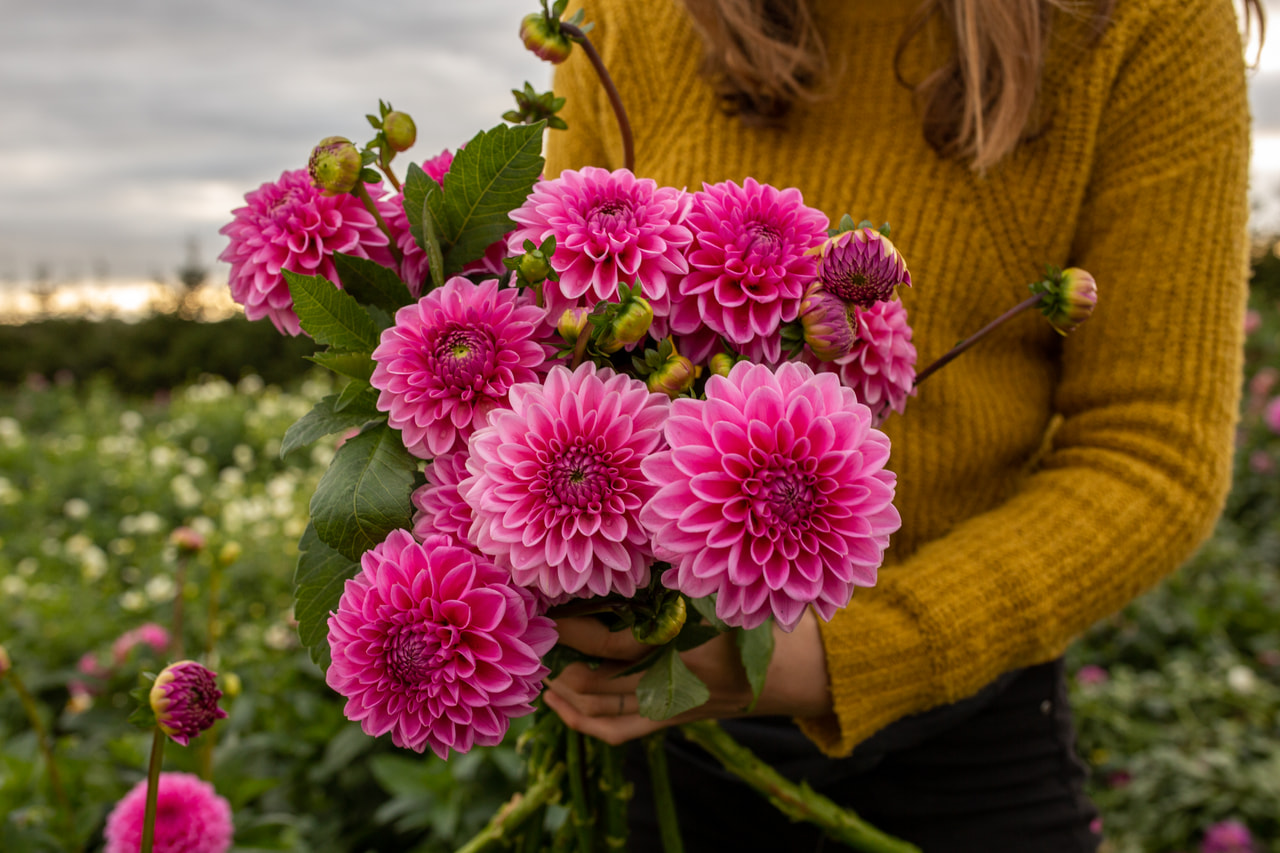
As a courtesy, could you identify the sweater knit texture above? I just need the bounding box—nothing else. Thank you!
[545,0,1251,756]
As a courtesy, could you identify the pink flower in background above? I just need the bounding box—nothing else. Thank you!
[219,169,397,336]
[464,363,670,599]
[667,178,828,364]
[103,772,233,853]
[412,452,475,545]
[1264,396,1280,435]
[389,150,456,295]
[370,277,551,459]
[1075,664,1109,686]
[1201,820,1256,853]
[326,529,556,758]
[70,652,109,698]
[506,167,692,322]
[112,623,171,664]
[1244,309,1262,336]
[807,298,916,424]
[1249,450,1274,475]
[640,361,900,631]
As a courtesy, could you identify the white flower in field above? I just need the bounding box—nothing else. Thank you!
[238,375,264,395]
[119,411,144,433]
[171,474,202,510]
[1227,665,1257,694]
[263,623,294,651]
[0,478,18,505]
[41,538,60,556]
[80,547,108,582]
[0,575,27,598]
[310,444,335,469]
[283,517,306,539]
[191,517,216,537]
[64,498,91,521]
[120,590,147,612]
[0,418,24,448]
[190,436,210,455]
[98,435,138,457]
[182,457,209,478]
[17,558,37,577]
[219,468,245,488]
[150,446,177,469]
[266,476,295,501]
[146,575,176,603]
[110,538,135,556]
[232,444,254,470]
[65,534,92,555]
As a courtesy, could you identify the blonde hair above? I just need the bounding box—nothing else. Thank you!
[681,0,1267,170]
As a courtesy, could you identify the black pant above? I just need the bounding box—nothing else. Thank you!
[626,658,1100,852]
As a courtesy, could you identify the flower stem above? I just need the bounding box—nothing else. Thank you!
[913,293,1044,388]
[679,721,921,853]
[564,729,596,852]
[7,671,73,841]
[354,181,405,269]
[560,22,634,172]
[599,742,630,850]
[644,731,684,853]
[140,728,167,853]
[377,150,403,192]
[455,762,566,853]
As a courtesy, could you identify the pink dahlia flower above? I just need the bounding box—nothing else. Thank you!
[326,529,557,758]
[807,298,917,425]
[150,660,227,747]
[640,361,900,631]
[112,623,171,664]
[103,771,233,853]
[370,277,552,459]
[219,169,398,336]
[816,227,911,308]
[668,178,828,364]
[506,167,692,322]
[1202,820,1256,853]
[463,363,671,600]
[1264,396,1280,435]
[412,451,475,545]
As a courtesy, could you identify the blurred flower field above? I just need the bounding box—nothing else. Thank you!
[1,243,1279,852]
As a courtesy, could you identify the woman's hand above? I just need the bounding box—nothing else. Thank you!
[543,607,832,745]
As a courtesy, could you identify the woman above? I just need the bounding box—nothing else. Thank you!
[539,0,1262,849]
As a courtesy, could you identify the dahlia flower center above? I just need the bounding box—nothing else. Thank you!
[543,439,616,512]
[744,457,822,528]
[743,223,781,259]
[431,326,494,386]
[587,199,635,233]
[827,270,871,303]
[386,625,452,685]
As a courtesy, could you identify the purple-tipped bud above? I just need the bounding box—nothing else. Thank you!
[383,111,417,152]
[169,526,206,555]
[647,354,696,399]
[598,297,654,353]
[0,645,10,680]
[1038,267,1097,336]
[557,307,591,344]
[149,660,227,747]
[308,136,363,196]
[799,281,858,361]
[709,353,737,378]
[520,13,573,64]
[815,228,911,308]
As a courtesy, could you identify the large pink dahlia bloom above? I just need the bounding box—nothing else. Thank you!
[640,361,900,631]
[370,277,552,459]
[104,772,233,853]
[506,167,692,321]
[463,363,671,600]
[807,298,917,424]
[219,169,397,336]
[668,179,828,364]
[412,451,474,545]
[326,529,556,759]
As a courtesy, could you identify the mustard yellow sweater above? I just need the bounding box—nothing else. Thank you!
[546,0,1251,756]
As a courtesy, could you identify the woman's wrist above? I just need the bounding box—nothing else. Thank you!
[757,608,833,718]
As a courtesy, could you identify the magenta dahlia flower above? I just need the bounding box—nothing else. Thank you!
[640,361,900,631]
[412,451,474,545]
[807,298,917,424]
[1202,820,1256,853]
[112,623,171,663]
[326,529,557,758]
[463,363,671,600]
[389,150,456,295]
[370,276,552,459]
[816,227,911,308]
[150,660,227,747]
[219,169,398,336]
[506,167,692,321]
[103,772,233,853]
[667,178,828,364]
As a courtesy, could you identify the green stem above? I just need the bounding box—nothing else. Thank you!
[560,22,634,172]
[140,728,167,853]
[679,721,920,853]
[599,742,630,851]
[377,149,403,192]
[454,762,566,853]
[644,731,684,853]
[8,671,73,841]
[912,293,1044,388]
[354,182,405,269]
[564,729,596,852]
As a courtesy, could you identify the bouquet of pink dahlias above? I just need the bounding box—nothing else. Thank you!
[217,4,1096,850]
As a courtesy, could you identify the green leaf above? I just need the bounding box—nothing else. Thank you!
[403,162,444,257]
[436,123,544,276]
[334,379,372,412]
[422,189,446,292]
[284,270,380,351]
[294,523,360,670]
[637,645,710,721]
[735,620,775,711]
[279,391,381,458]
[309,423,417,562]
[687,595,730,632]
[332,252,413,314]
[308,351,375,382]
[673,621,722,652]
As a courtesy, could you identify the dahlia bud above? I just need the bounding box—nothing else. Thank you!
[218,541,242,567]
[647,353,696,399]
[557,307,591,344]
[0,645,9,680]
[1035,267,1097,335]
[598,296,654,353]
[709,353,738,378]
[308,136,362,196]
[519,13,573,64]
[169,526,206,555]
[518,250,553,285]
[632,595,687,646]
[220,672,242,699]
[149,660,227,747]
[799,282,858,361]
[815,227,911,308]
[382,111,417,152]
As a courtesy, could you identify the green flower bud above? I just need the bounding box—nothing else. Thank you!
[221,671,242,699]
[520,13,573,64]
[598,297,654,353]
[518,250,553,284]
[632,596,687,646]
[218,541,242,567]
[383,111,417,152]
[308,136,362,196]
[1036,267,1098,336]
[709,353,737,378]
[799,281,858,361]
[647,354,696,399]
[557,307,591,344]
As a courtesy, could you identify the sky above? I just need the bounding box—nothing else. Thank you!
[2,0,1278,287]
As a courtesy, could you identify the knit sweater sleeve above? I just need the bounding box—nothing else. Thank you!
[799,0,1252,756]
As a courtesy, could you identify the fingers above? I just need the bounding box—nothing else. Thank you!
[543,688,661,746]
[553,616,650,661]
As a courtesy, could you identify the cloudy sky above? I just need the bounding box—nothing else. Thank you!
[2,0,1278,286]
